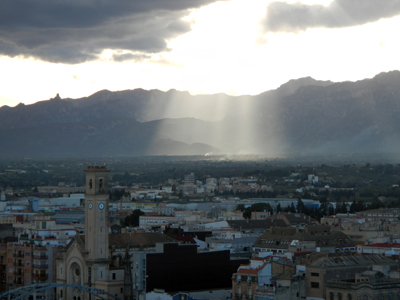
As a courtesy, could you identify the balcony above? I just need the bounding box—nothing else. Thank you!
[34,245,47,250]
[33,264,48,269]
[13,271,23,276]
[32,274,47,280]
[13,262,23,267]
[33,255,48,260]
[13,253,24,258]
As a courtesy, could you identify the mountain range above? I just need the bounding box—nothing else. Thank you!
[1,71,400,158]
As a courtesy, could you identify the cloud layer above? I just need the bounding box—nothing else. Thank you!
[263,0,400,32]
[0,0,220,63]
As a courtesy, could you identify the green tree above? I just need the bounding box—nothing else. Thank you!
[121,209,145,227]
[297,198,304,213]
[289,202,296,213]
[243,203,273,219]
[236,204,246,212]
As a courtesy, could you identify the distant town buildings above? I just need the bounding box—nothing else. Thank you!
[1,165,400,300]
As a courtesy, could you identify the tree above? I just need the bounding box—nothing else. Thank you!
[236,204,245,212]
[289,202,296,213]
[121,209,145,227]
[297,198,304,213]
[243,203,273,219]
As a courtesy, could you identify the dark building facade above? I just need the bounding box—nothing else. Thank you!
[145,243,248,292]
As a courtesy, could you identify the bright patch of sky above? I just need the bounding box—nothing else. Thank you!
[0,0,399,106]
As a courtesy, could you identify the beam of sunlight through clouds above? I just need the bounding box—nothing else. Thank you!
[0,0,400,108]
[1,0,400,157]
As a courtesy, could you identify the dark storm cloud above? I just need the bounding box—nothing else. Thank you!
[112,53,151,62]
[263,0,400,33]
[0,0,221,63]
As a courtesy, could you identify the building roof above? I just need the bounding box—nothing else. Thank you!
[363,243,400,248]
[237,268,260,275]
[227,219,287,230]
[253,228,355,249]
[356,208,400,216]
[108,232,175,248]
[51,211,85,223]
[281,213,308,223]
[174,236,197,244]
[308,254,396,268]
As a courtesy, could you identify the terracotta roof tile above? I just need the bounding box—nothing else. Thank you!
[238,268,259,275]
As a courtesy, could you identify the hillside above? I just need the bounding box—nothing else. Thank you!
[0,71,399,157]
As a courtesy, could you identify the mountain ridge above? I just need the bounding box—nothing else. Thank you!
[1,70,399,158]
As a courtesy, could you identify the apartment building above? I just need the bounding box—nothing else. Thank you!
[6,242,55,299]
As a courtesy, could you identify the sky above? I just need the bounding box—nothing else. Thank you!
[1,0,400,107]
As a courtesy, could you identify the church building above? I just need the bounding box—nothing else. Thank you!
[56,166,173,300]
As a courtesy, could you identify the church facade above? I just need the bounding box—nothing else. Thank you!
[56,166,125,300]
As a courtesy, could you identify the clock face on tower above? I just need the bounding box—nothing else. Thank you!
[88,202,93,210]
[98,202,104,210]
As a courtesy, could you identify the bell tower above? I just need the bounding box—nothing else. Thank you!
[84,166,110,261]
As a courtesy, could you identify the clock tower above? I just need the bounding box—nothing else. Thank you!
[84,166,110,261]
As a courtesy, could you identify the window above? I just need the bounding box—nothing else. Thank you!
[311,282,319,288]
[348,294,352,300]
[329,292,334,300]
[112,273,116,280]
[311,272,319,277]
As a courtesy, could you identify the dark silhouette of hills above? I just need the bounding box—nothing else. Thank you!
[1,71,400,158]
